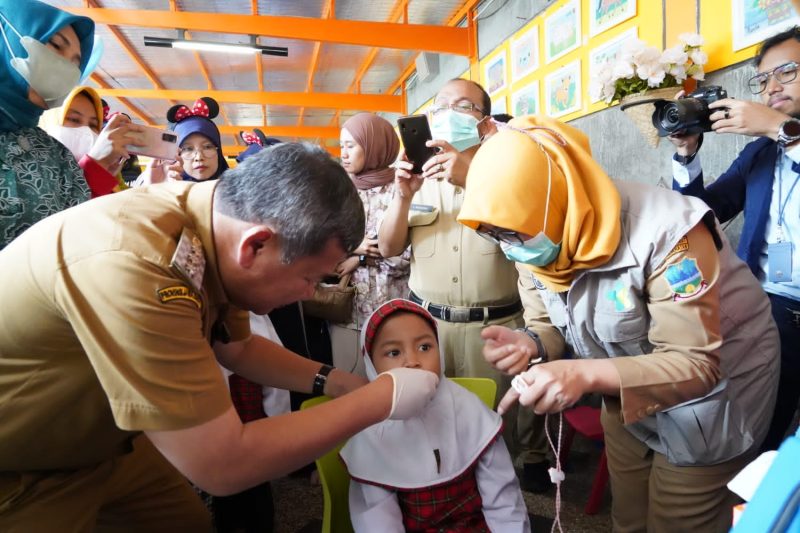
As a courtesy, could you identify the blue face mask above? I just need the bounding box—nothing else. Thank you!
[502,233,561,266]
[430,109,481,152]
[500,148,562,267]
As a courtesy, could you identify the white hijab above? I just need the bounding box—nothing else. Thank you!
[340,299,502,489]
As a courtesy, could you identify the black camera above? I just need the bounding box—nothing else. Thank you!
[651,85,728,137]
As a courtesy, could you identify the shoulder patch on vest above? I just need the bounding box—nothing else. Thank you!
[530,273,546,290]
[157,285,203,309]
[664,257,707,300]
[666,236,689,260]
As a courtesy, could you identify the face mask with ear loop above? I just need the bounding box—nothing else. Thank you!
[0,13,81,109]
[499,133,563,267]
[47,124,98,161]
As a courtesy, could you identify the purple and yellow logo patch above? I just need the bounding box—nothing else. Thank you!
[664,258,706,300]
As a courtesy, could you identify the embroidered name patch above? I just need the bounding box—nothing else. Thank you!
[664,258,706,300]
[666,236,690,259]
[157,285,202,309]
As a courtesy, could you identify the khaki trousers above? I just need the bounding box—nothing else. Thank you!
[0,435,211,533]
[601,398,750,533]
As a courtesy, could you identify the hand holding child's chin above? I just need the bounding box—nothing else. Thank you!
[378,367,440,420]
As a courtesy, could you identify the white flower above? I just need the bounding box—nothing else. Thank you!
[660,45,688,66]
[634,46,661,70]
[638,62,667,87]
[589,79,606,102]
[620,38,648,62]
[689,50,708,66]
[678,33,704,47]
[612,60,635,79]
[668,63,687,82]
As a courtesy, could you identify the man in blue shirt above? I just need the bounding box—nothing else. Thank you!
[671,26,800,450]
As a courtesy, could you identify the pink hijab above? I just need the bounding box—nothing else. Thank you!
[342,113,400,190]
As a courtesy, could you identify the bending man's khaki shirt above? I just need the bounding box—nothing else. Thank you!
[0,181,247,471]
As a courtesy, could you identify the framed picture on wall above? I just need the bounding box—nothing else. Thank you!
[588,27,638,103]
[492,95,508,116]
[510,25,539,82]
[511,80,540,117]
[544,0,581,64]
[484,50,508,96]
[545,60,582,118]
[732,0,800,51]
[589,0,637,37]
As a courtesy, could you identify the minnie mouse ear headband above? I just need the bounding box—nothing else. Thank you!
[167,97,222,147]
[236,129,283,163]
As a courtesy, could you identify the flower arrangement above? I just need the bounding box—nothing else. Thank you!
[590,33,708,104]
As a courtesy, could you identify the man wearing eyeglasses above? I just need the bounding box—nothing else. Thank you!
[670,26,800,451]
[379,78,552,493]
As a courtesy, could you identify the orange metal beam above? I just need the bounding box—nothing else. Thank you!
[86,1,166,91]
[166,124,340,139]
[297,0,335,128]
[384,0,483,98]
[66,7,471,55]
[95,89,403,112]
[222,145,340,157]
[327,0,409,129]
[90,73,155,125]
[252,0,266,125]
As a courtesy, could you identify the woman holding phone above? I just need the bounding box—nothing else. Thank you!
[135,96,228,185]
[332,112,410,374]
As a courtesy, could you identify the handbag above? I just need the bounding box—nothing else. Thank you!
[302,273,356,323]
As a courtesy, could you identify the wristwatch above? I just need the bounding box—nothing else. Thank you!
[312,364,334,396]
[515,327,548,366]
[358,254,367,267]
[777,118,800,145]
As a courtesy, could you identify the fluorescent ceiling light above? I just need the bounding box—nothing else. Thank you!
[144,36,288,57]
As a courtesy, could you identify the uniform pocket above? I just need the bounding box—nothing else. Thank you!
[655,379,753,466]
[594,310,648,342]
[408,209,438,259]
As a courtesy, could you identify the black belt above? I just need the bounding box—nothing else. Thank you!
[409,291,522,323]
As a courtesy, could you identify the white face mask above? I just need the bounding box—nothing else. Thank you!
[0,14,81,109]
[47,125,98,161]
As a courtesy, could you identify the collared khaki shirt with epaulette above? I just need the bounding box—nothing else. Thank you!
[407,178,519,307]
[0,181,248,471]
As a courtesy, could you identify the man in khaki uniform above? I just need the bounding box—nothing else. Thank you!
[0,143,439,531]
[379,78,550,491]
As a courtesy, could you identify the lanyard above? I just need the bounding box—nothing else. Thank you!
[776,144,800,242]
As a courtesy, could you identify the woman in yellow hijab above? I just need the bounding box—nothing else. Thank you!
[39,85,130,194]
[458,115,780,531]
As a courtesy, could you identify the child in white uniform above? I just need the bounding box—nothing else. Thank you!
[340,299,530,532]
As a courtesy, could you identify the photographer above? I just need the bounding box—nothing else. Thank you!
[669,27,800,451]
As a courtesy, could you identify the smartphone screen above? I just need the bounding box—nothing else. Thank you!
[397,115,436,174]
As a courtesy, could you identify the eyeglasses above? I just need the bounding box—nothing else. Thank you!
[748,61,799,94]
[429,101,485,116]
[179,144,218,160]
[475,225,525,246]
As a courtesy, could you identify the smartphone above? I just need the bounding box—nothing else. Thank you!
[397,114,436,174]
[126,126,179,162]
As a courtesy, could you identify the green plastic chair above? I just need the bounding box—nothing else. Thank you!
[300,376,497,533]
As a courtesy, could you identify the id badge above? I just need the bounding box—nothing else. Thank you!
[768,241,793,282]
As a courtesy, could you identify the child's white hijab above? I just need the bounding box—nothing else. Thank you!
[340,299,503,489]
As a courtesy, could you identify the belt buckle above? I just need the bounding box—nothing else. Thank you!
[447,306,471,322]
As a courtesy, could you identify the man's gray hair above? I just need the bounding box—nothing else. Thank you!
[215,142,365,262]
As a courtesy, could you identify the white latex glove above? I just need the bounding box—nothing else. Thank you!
[381,367,439,420]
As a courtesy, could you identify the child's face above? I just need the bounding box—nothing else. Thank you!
[370,313,441,376]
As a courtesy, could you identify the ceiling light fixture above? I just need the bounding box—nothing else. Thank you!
[144,33,288,57]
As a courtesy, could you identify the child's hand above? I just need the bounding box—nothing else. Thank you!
[481,325,537,375]
[380,367,439,419]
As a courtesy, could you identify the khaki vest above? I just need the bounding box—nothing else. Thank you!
[532,181,779,465]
